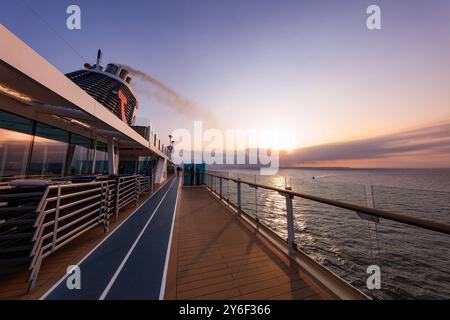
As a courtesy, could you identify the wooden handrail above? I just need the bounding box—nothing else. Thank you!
[205,172,450,235]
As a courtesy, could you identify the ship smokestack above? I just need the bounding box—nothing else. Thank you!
[96,49,102,70]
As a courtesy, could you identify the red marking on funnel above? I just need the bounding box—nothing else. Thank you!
[118,90,128,122]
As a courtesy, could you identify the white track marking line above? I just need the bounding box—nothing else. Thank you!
[99,177,177,300]
[158,178,181,300]
[39,178,174,300]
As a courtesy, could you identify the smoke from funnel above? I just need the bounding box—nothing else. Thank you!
[124,65,216,124]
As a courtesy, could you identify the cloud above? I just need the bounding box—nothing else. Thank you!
[281,122,450,167]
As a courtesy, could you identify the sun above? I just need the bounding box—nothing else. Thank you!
[263,127,296,152]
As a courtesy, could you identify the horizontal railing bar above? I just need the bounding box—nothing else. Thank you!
[119,191,136,199]
[118,184,136,195]
[44,217,101,251]
[205,172,450,235]
[43,194,102,215]
[52,222,101,253]
[119,185,137,194]
[55,209,100,234]
[57,187,104,199]
[118,198,135,209]
[46,181,106,189]
[44,187,103,203]
[42,201,104,228]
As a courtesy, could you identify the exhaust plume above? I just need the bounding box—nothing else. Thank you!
[124,65,216,124]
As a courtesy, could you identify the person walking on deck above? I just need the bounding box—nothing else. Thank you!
[195,167,200,185]
[189,166,195,185]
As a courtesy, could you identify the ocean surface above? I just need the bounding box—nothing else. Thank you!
[208,168,450,299]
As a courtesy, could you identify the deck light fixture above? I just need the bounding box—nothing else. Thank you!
[0,83,33,104]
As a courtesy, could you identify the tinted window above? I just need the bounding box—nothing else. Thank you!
[0,110,33,180]
[95,141,108,175]
[105,64,118,75]
[67,134,93,176]
[28,124,69,177]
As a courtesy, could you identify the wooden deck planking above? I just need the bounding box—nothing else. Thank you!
[165,187,334,300]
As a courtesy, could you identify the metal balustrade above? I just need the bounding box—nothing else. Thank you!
[204,172,450,298]
[205,172,450,239]
[28,181,112,289]
[0,184,47,278]
[205,171,450,299]
[0,175,153,291]
[115,176,140,220]
[139,175,152,194]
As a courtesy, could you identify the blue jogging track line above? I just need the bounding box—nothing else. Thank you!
[41,176,181,300]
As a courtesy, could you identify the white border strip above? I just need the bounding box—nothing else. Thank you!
[158,178,181,300]
[99,177,177,300]
[39,178,174,300]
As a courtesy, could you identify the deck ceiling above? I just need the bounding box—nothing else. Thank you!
[0,24,167,159]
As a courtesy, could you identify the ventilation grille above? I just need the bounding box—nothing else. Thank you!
[66,70,137,125]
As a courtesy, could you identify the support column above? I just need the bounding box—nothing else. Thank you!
[91,139,97,175]
[154,157,167,185]
[107,137,118,176]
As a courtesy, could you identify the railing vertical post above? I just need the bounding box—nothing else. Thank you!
[284,192,296,252]
[103,182,110,232]
[135,176,139,206]
[115,177,120,221]
[151,172,154,194]
[99,182,104,224]
[219,176,223,200]
[52,186,62,251]
[237,178,241,212]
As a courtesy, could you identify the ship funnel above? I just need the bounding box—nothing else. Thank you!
[96,49,102,70]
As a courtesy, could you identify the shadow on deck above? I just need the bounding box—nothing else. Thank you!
[165,186,335,300]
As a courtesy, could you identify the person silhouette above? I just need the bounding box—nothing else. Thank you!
[195,167,200,185]
[189,166,195,185]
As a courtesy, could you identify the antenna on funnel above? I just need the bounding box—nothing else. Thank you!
[96,49,103,70]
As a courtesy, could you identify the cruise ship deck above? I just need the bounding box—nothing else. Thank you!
[0,23,345,301]
[164,186,332,300]
[0,176,335,300]
[2,21,448,301]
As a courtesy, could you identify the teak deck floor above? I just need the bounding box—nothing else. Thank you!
[165,187,333,300]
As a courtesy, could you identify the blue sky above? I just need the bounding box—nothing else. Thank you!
[1,0,450,166]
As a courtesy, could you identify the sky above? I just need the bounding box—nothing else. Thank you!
[1,0,450,167]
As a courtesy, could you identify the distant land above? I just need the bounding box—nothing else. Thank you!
[205,164,450,171]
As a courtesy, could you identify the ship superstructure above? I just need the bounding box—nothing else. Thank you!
[66,50,138,126]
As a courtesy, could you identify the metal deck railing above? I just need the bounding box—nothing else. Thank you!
[28,180,112,289]
[0,175,154,291]
[204,171,450,298]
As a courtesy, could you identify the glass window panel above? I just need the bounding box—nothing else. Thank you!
[0,110,33,180]
[94,142,108,174]
[67,134,93,176]
[105,64,118,75]
[137,156,153,175]
[118,160,136,175]
[28,124,69,177]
